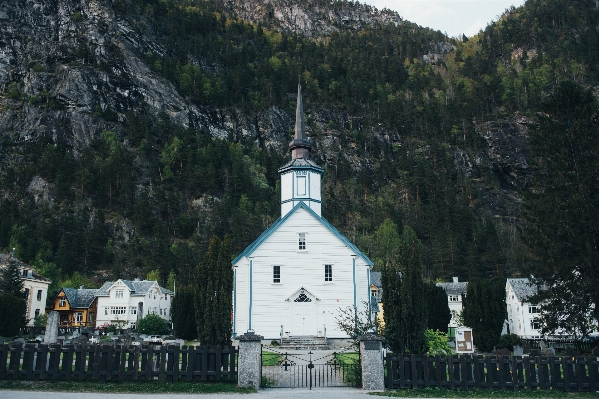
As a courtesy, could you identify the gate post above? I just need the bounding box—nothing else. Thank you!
[358,332,385,391]
[238,332,263,390]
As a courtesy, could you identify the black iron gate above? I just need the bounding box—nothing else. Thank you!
[261,349,358,388]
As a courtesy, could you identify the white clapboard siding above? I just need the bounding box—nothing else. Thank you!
[233,206,370,339]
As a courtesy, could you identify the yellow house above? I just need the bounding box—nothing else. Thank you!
[370,272,384,329]
[46,287,98,327]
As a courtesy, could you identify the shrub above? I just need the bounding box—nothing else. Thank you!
[137,314,169,335]
[424,329,454,356]
[499,333,522,350]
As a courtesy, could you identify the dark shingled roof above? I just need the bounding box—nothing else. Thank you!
[0,253,51,283]
[278,158,323,171]
[61,288,98,308]
[507,278,538,302]
[96,279,174,296]
[436,281,468,296]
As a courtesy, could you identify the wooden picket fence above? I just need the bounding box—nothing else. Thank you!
[386,353,599,392]
[0,343,237,383]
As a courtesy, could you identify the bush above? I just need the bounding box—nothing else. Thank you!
[424,329,454,356]
[499,333,522,351]
[137,314,169,335]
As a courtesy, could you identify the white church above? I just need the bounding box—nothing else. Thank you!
[231,84,374,340]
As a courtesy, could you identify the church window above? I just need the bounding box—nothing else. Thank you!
[294,293,312,302]
[273,266,281,283]
[325,264,332,281]
[297,176,306,196]
[298,233,306,250]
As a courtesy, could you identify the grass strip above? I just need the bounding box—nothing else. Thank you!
[0,380,254,394]
[370,388,599,398]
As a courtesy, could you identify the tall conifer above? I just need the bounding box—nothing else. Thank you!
[462,280,505,352]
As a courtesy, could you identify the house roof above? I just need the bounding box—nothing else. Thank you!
[0,253,51,283]
[231,201,374,266]
[61,288,98,308]
[96,279,174,296]
[436,281,468,296]
[507,278,538,302]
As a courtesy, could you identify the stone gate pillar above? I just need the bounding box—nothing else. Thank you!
[237,332,263,390]
[358,332,385,391]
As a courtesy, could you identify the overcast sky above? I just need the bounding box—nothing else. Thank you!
[365,0,527,38]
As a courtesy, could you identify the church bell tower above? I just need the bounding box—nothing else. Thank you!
[278,84,324,217]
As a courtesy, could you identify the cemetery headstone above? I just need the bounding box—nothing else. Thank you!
[513,346,524,356]
[44,311,59,344]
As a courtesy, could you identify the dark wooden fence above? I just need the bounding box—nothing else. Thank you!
[0,343,237,383]
[386,353,599,392]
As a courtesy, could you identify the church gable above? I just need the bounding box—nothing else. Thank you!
[232,202,372,266]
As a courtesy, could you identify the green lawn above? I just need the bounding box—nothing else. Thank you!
[0,380,254,394]
[371,388,599,398]
[261,350,282,366]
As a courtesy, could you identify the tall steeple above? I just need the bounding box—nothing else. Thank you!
[289,83,312,160]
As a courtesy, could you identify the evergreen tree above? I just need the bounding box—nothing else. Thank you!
[0,292,26,337]
[525,81,599,336]
[194,235,233,346]
[462,280,505,352]
[382,224,427,353]
[425,282,452,333]
[172,285,197,340]
[0,260,25,299]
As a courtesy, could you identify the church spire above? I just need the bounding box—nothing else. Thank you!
[289,83,311,160]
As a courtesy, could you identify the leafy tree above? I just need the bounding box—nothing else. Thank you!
[172,285,197,340]
[194,235,233,346]
[0,260,25,299]
[147,269,161,283]
[0,293,26,336]
[382,223,427,353]
[525,81,599,337]
[424,329,454,356]
[61,272,97,289]
[335,302,378,349]
[137,313,169,335]
[462,280,505,352]
[425,282,452,333]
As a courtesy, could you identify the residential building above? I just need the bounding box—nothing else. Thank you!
[436,277,468,336]
[370,271,384,327]
[231,84,373,340]
[0,253,51,326]
[46,287,98,327]
[506,278,542,339]
[95,279,174,329]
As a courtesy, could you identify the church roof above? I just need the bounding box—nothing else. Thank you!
[232,201,374,266]
[278,158,324,173]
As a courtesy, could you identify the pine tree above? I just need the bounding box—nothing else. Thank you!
[462,280,505,352]
[425,282,452,333]
[0,260,25,299]
[194,235,232,346]
[172,285,197,340]
[382,224,427,353]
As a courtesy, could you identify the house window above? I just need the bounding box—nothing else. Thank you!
[75,312,83,323]
[160,309,163,316]
[528,306,539,314]
[115,290,124,299]
[130,307,137,315]
[88,312,94,322]
[298,233,306,250]
[448,295,459,302]
[35,309,40,318]
[530,320,541,330]
[273,266,281,283]
[325,264,332,282]
[37,290,42,301]
[164,309,168,318]
[371,289,377,298]
[109,306,127,315]
[105,307,108,315]
[59,297,66,307]
[154,293,156,299]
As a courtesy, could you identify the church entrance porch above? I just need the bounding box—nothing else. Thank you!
[288,287,318,337]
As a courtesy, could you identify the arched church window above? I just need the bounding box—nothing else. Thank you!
[294,293,311,302]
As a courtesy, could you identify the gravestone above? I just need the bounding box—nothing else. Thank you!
[44,311,59,344]
[539,341,546,351]
[544,347,556,356]
[513,346,524,356]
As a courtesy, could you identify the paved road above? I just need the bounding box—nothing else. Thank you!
[0,388,386,399]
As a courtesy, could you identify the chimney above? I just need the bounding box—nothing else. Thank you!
[452,277,458,283]
[12,248,15,257]
[80,285,84,289]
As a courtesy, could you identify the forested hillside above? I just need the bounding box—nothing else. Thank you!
[0,0,597,289]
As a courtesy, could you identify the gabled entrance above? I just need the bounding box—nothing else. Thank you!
[286,287,318,337]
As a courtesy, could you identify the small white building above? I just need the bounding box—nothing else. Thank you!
[436,277,468,336]
[232,84,373,340]
[506,278,542,339]
[95,279,174,329]
[0,253,51,326]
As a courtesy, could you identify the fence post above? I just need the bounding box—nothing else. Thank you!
[358,332,385,391]
[237,332,263,390]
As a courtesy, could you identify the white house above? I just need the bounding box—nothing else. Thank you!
[506,278,542,339]
[0,253,51,326]
[95,279,174,329]
[436,277,468,336]
[231,84,374,340]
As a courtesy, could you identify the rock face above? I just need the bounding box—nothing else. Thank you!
[216,0,402,38]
